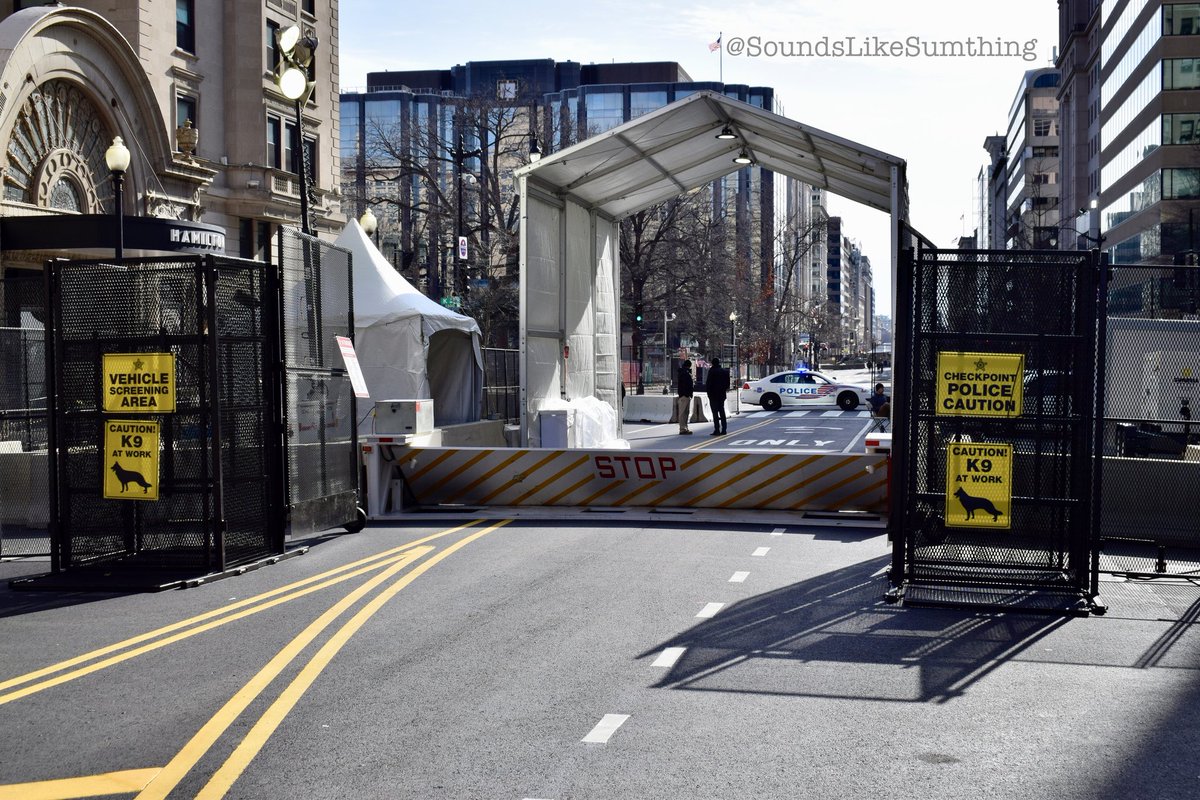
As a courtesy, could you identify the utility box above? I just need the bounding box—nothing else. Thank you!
[1105,317,1200,420]
[539,409,574,448]
[375,399,435,435]
[1141,351,1200,421]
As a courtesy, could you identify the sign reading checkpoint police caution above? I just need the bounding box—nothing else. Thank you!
[945,442,1012,529]
[103,353,176,413]
[936,352,1025,418]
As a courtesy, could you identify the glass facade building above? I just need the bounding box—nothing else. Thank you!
[341,60,804,301]
[1093,0,1200,265]
[1003,69,1062,249]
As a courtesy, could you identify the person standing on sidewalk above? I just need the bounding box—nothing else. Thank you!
[706,357,730,435]
[676,359,694,435]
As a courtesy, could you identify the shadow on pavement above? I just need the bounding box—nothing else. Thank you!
[640,555,1091,703]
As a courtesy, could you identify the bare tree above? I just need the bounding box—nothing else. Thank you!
[732,213,826,373]
[357,85,546,303]
[1009,156,1060,250]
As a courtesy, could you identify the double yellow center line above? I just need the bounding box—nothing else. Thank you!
[0,520,509,800]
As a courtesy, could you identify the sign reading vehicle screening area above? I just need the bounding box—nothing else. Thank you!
[945,442,1012,529]
[936,351,1025,417]
[103,353,176,412]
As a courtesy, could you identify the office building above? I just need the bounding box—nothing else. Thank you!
[806,185,835,304]
[1004,68,1062,249]
[340,59,792,299]
[1055,0,1103,249]
[1091,0,1199,265]
[0,1,342,416]
[0,1,342,269]
[1054,0,1200,317]
[848,248,875,352]
[976,135,1008,249]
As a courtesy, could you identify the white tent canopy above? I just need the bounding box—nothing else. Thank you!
[336,220,483,429]
[515,90,909,444]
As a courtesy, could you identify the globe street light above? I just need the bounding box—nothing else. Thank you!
[105,136,130,260]
[275,25,318,235]
[359,208,378,244]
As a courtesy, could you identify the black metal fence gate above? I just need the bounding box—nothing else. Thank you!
[22,229,359,589]
[1095,266,1200,577]
[40,256,282,585]
[889,242,1105,612]
[274,228,361,537]
[0,270,49,557]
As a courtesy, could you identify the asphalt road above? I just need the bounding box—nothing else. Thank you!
[625,408,884,453]
[1,519,1199,799]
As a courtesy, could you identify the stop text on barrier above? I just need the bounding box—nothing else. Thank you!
[594,454,678,481]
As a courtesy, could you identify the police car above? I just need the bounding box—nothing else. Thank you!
[739,370,868,411]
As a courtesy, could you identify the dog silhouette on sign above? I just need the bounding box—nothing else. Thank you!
[954,487,1002,521]
[111,461,152,494]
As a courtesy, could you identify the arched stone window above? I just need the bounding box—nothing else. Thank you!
[4,80,109,213]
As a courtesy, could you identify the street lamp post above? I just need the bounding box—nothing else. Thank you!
[105,136,130,260]
[663,310,676,390]
[453,130,482,302]
[729,311,739,413]
[275,25,320,365]
[275,26,318,235]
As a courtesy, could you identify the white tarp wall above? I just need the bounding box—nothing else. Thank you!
[520,177,621,446]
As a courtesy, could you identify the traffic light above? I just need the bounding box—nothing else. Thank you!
[634,302,644,326]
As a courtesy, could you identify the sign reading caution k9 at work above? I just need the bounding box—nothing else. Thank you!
[103,353,176,413]
[103,420,160,501]
[936,352,1025,417]
[945,442,1012,529]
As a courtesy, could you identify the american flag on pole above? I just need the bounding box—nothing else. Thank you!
[709,35,722,52]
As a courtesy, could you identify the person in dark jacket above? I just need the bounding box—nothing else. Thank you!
[706,357,730,435]
[676,359,694,434]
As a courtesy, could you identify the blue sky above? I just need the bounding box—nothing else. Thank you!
[340,1,1061,311]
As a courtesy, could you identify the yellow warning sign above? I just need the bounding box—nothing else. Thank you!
[103,420,160,501]
[936,351,1025,418]
[945,442,1012,529]
[103,353,176,413]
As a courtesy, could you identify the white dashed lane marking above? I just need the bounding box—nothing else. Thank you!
[752,547,770,557]
[771,528,785,536]
[696,602,724,618]
[582,714,630,744]
[729,571,749,583]
[651,647,686,668]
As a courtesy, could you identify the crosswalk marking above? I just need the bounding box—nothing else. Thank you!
[748,409,870,418]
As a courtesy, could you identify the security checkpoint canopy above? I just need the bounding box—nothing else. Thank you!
[515,90,908,444]
[521,90,906,218]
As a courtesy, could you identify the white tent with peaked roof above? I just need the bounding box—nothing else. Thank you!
[335,219,483,430]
